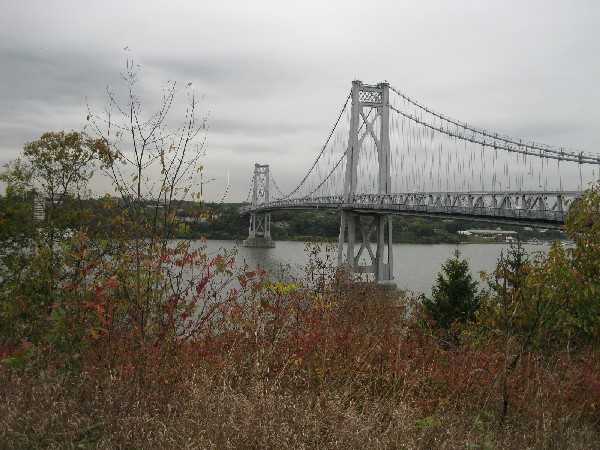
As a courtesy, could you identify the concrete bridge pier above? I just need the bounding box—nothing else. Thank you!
[243,211,275,248]
[242,236,276,248]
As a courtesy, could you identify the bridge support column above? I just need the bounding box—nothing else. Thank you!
[243,164,275,248]
[243,212,275,247]
[338,211,393,284]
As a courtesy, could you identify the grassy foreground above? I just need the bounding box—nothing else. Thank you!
[2,366,597,449]
[1,286,598,449]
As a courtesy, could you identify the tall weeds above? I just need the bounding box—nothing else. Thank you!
[2,243,599,448]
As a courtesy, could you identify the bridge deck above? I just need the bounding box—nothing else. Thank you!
[243,191,581,228]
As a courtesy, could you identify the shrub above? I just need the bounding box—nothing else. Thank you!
[421,249,483,331]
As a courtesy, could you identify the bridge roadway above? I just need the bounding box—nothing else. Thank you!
[242,191,581,228]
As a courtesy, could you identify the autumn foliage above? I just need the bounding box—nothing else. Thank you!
[1,228,600,447]
[2,175,600,447]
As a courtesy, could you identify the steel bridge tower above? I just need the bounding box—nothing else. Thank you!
[243,164,276,248]
[337,81,394,286]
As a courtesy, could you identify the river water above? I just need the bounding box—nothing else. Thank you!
[199,240,552,295]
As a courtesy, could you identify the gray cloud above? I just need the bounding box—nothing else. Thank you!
[2,0,600,200]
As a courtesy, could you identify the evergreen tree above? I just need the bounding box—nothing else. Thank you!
[422,249,482,330]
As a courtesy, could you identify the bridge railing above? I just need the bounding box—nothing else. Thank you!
[242,191,582,225]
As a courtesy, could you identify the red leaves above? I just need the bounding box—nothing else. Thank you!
[195,274,210,294]
[93,276,120,300]
[103,276,120,289]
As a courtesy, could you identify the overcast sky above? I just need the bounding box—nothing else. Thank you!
[1,0,600,201]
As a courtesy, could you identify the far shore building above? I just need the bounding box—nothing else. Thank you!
[458,229,518,242]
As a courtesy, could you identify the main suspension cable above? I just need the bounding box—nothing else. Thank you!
[284,91,351,199]
[389,85,600,165]
[270,174,287,200]
[305,146,350,198]
[244,178,253,204]
[387,102,600,165]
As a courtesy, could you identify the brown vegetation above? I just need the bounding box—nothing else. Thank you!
[1,277,599,449]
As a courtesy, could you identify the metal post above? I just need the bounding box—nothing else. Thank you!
[343,81,362,203]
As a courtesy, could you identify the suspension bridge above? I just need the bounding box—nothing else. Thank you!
[242,81,600,285]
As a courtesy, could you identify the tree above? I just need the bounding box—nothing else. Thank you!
[422,249,483,331]
[0,60,262,374]
[0,67,267,401]
[522,182,600,348]
[0,131,115,260]
[479,184,600,351]
[473,185,600,422]
[78,59,258,366]
[83,59,209,350]
[477,242,531,423]
[1,131,114,216]
[0,131,114,345]
[478,242,531,335]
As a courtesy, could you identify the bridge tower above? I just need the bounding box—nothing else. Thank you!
[338,81,394,286]
[243,164,276,248]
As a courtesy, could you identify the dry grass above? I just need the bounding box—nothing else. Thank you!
[1,359,598,449]
[1,279,599,449]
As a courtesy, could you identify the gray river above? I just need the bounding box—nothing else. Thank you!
[198,240,552,295]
